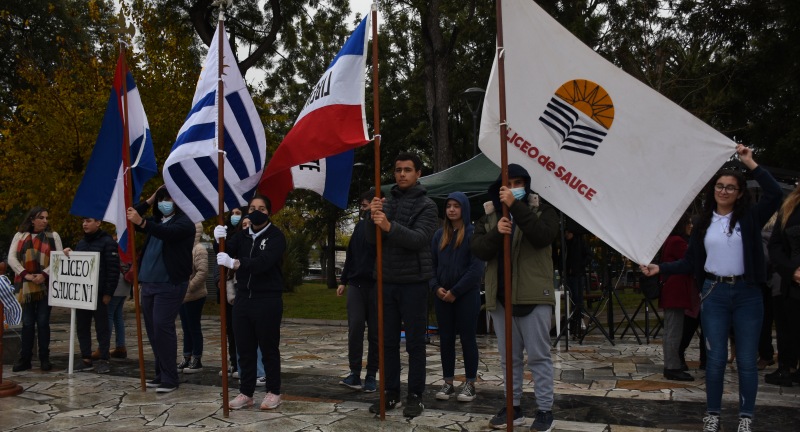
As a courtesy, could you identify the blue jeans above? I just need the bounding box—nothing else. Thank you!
[701,279,762,417]
[20,297,51,360]
[434,288,480,380]
[179,296,206,357]
[141,282,189,386]
[107,295,127,348]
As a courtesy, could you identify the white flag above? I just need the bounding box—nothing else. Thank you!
[479,0,734,263]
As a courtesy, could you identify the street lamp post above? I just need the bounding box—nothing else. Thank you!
[462,87,486,156]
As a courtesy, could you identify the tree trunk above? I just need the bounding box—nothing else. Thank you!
[420,0,452,172]
[326,218,337,289]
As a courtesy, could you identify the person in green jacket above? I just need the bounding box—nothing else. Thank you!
[471,164,559,432]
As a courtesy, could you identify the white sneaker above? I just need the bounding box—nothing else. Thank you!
[260,392,281,410]
[228,393,254,410]
[256,376,267,387]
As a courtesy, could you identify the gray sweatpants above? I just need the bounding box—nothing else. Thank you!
[662,308,684,370]
[489,303,554,410]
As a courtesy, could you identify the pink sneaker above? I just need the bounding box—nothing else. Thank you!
[260,392,282,410]
[229,393,254,410]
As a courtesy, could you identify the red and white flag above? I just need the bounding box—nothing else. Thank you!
[259,14,371,211]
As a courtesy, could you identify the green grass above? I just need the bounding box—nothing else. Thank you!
[283,282,347,320]
[201,282,347,320]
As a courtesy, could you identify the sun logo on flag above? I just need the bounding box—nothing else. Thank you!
[539,79,614,156]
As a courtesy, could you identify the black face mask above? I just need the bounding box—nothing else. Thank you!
[247,211,269,227]
[359,210,369,220]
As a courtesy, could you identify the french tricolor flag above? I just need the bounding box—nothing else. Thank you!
[259,14,371,211]
[70,54,157,263]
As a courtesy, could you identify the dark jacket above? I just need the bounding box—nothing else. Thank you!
[659,234,694,309]
[429,192,484,298]
[135,201,195,284]
[660,166,782,287]
[74,229,120,298]
[471,165,560,308]
[768,205,800,300]
[365,182,438,284]
[340,218,375,287]
[226,223,286,299]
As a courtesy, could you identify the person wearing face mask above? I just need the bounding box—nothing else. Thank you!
[126,185,196,393]
[215,196,287,411]
[471,164,559,432]
[336,189,379,393]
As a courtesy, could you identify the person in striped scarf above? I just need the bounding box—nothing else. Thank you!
[7,206,63,372]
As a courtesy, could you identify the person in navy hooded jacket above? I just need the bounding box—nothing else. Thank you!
[430,192,484,403]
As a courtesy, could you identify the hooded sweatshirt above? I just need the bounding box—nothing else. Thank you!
[471,164,560,310]
[429,192,484,298]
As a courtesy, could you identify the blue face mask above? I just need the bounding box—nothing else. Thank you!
[158,201,174,215]
[511,187,527,201]
[231,215,242,226]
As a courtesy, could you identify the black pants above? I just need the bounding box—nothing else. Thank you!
[383,282,428,396]
[346,281,378,376]
[234,295,282,397]
[758,287,775,361]
[77,301,110,360]
[774,295,800,370]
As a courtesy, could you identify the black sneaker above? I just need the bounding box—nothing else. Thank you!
[40,358,53,372]
[490,406,525,429]
[703,413,721,432]
[183,357,203,374]
[156,383,178,393]
[12,358,31,372]
[402,393,424,418]
[530,410,554,432]
[75,360,94,372]
[146,378,161,388]
[369,391,401,414]
[94,360,110,374]
[435,382,455,400]
[339,373,362,390]
[177,356,190,373]
[765,368,793,387]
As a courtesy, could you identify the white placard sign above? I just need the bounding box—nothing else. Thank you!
[48,251,100,311]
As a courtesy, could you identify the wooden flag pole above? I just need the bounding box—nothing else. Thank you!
[213,0,231,419]
[495,1,514,430]
[369,2,386,421]
[119,48,148,392]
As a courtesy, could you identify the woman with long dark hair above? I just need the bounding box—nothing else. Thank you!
[430,192,484,403]
[766,185,800,386]
[641,145,782,432]
[8,206,63,372]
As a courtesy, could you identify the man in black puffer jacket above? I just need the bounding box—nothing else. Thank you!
[365,152,438,418]
[65,217,120,374]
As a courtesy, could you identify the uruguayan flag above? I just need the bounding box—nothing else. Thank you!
[539,97,607,156]
[70,54,157,263]
[163,22,267,223]
[0,275,21,326]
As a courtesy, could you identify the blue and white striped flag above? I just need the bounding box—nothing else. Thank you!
[0,275,21,326]
[163,23,267,223]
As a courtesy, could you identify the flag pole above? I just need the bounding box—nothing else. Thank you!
[369,2,386,420]
[119,46,148,392]
[213,0,231,419]
[495,1,514,430]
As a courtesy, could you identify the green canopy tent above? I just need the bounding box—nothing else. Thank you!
[382,153,500,221]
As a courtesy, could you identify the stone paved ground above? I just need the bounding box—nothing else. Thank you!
[1,304,798,431]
